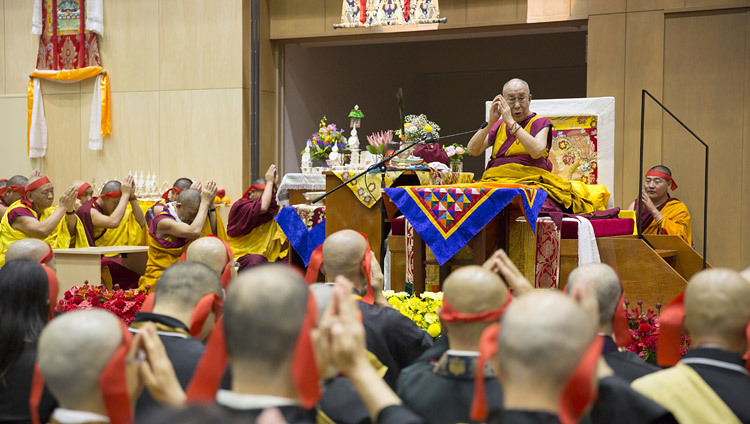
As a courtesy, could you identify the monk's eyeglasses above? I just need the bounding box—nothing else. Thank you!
[505,95,527,104]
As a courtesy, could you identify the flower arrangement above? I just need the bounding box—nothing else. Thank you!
[443,143,466,161]
[56,283,148,325]
[625,300,690,364]
[384,290,443,338]
[397,114,441,143]
[305,116,349,162]
[366,130,391,156]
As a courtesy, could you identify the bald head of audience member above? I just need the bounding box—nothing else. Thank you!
[496,292,597,413]
[442,266,508,351]
[185,237,231,277]
[175,189,202,224]
[2,175,28,205]
[5,238,56,271]
[322,230,369,294]
[153,262,223,338]
[684,268,750,355]
[740,267,750,283]
[224,265,310,398]
[566,263,621,335]
[38,309,141,414]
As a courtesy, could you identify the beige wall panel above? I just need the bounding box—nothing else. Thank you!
[587,0,626,14]
[260,0,277,93]
[0,0,6,95]
[99,0,159,93]
[0,95,34,176]
[663,10,746,268]
[260,89,277,171]
[742,10,750,268]
[438,0,468,28]
[159,89,243,201]
[242,88,250,189]
[527,0,572,22]
[79,90,160,185]
[466,0,522,25]
[685,0,749,8]
[159,0,243,91]
[270,0,326,39]
[587,13,626,207]
[571,0,590,17]
[40,93,81,187]
[664,0,686,8]
[622,11,664,206]
[627,0,664,12]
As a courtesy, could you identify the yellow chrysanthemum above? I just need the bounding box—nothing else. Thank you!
[408,297,421,308]
[425,312,439,324]
[388,297,402,309]
[427,323,442,338]
[424,124,433,132]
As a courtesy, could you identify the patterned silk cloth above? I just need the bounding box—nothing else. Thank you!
[274,205,326,266]
[36,0,102,70]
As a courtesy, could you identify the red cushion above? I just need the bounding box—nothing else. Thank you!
[391,217,406,236]
[560,218,634,239]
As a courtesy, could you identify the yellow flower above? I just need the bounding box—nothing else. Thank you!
[425,312,439,324]
[388,297,402,309]
[408,297,421,308]
[427,323,442,338]
[424,124,433,132]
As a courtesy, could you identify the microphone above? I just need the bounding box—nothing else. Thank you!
[479,121,488,129]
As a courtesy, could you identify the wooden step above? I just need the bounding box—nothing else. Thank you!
[655,249,677,259]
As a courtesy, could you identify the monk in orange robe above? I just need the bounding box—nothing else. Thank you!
[628,165,692,246]
[146,177,223,239]
[139,182,217,292]
[0,175,28,218]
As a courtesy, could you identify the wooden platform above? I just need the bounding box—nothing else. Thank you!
[559,235,710,309]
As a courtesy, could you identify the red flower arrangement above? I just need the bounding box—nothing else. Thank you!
[625,299,690,364]
[55,282,148,325]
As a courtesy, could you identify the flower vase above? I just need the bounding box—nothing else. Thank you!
[450,159,463,173]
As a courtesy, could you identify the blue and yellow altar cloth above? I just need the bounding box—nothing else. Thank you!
[275,205,326,266]
[385,183,547,265]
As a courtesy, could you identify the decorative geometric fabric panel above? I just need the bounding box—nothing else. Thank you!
[548,116,599,184]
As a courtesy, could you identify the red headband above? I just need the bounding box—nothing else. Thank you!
[161,187,183,201]
[646,170,678,190]
[441,294,512,324]
[559,336,604,424]
[99,190,123,199]
[305,233,375,304]
[0,184,25,197]
[76,183,92,199]
[470,322,501,421]
[744,322,750,372]
[31,319,133,424]
[656,292,685,367]
[190,293,223,339]
[42,265,58,321]
[140,293,155,313]
[612,286,633,348]
[24,177,51,201]
[186,288,321,408]
[242,184,266,199]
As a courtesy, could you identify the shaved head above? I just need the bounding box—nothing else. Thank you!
[154,262,223,311]
[322,230,367,291]
[173,178,193,190]
[175,188,201,223]
[567,264,621,331]
[186,237,230,276]
[684,268,750,352]
[442,266,508,349]
[7,175,28,188]
[5,239,55,271]
[38,309,124,407]
[649,165,672,176]
[502,78,530,94]
[0,180,6,189]
[101,180,122,195]
[26,176,50,190]
[497,292,597,391]
[224,265,309,371]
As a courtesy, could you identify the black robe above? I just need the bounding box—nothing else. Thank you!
[681,347,750,422]
[590,375,677,424]
[0,341,57,424]
[601,335,661,383]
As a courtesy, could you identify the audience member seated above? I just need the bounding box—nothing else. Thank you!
[5,238,56,271]
[467,78,595,213]
[0,260,57,424]
[147,178,222,238]
[632,269,750,423]
[185,236,236,287]
[71,180,94,210]
[131,262,226,420]
[567,263,660,382]
[227,164,288,270]
[397,265,507,424]
[0,174,29,217]
[628,165,692,245]
[36,309,186,424]
[139,183,217,291]
[76,176,146,247]
[0,175,88,266]
[321,230,433,388]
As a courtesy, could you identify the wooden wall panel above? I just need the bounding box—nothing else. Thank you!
[158,89,244,201]
[437,0,468,28]
[466,0,523,25]
[99,0,159,93]
[589,0,626,14]
[4,0,37,96]
[587,13,626,207]
[260,89,278,171]
[741,10,750,269]
[40,94,81,188]
[270,0,326,39]
[527,0,572,22]
[663,10,747,268]
[622,11,664,205]
[627,0,665,12]
[159,0,243,90]
[571,0,591,17]
[0,0,5,95]
[0,95,33,176]
[79,90,161,185]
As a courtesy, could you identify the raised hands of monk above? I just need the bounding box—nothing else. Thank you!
[264,164,277,184]
[31,169,42,178]
[640,190,658,216]
[121,175,134,199]
[496,94,515,126]
[320,277,369,376]
[488,94,503,126]
[59,185,78,212]
[483,249,534,298]
[135,322,186,407]
[369,253,389,308]
[201,180,218,203]
[190,180,203,191]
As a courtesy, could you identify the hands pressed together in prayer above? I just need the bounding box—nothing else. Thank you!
[200,181,218,204]
[482,249,534,297]
[58,185,78,213]
[490,94,515,127]
[264,164,279,189]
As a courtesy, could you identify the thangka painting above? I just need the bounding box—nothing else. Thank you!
[339,0,441,28]
[547,116,599,184]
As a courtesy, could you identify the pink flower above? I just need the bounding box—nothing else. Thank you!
[445,146,456,157]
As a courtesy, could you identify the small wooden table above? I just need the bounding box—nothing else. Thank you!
[53,246,149,293]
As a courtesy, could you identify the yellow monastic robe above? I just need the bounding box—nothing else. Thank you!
[227,220,288,262]
[632,364,741,424]
[138,212,191,292]
[642,199,692,246]
[0,200,89,266]
[96,204,147,247]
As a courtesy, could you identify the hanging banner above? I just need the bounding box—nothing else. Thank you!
[336,0,444,29]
